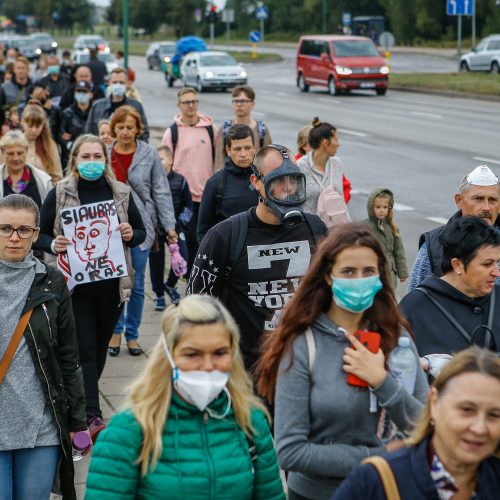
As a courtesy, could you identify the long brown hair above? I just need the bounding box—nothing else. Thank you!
[256,222,408,402]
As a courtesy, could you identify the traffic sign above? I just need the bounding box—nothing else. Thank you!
[378,31,395,51]
[222,9,235,23]
[446,0,474,16]
[256,6,269,20]
[342,12,351,27]
[249,30,262,43]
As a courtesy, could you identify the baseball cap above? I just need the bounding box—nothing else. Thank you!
[75,80,93,92]
[459,165,499,191]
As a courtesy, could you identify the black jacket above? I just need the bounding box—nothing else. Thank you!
[400,275,500,356]
[197,157,258,243]
[333,437,500,500]
[23,261,86,499]
[59,83,105,111]
[60,103,90,148]
[87,58,108,89]
[39,73,71,99]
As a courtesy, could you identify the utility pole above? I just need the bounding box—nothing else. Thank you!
[123,0,129,70]
[322,0,327,34]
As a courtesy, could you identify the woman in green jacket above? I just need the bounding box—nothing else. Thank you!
[85,294,285,500]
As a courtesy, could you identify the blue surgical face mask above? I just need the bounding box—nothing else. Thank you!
[0,65,5,72]
[77,161,105,181]
[110,83,126,97]
[47,65,60,75]
[74,92,90,105]
[331,275,383,313]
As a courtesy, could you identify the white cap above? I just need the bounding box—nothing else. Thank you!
[461,165,499,190]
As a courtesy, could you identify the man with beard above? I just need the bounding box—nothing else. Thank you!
[408,165,500,291]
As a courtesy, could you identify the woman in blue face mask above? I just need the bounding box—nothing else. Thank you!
[257,222,429,500]
[86,295,285,500]
[36,134,146,443]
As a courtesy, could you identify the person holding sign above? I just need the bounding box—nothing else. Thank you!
[107,106,177,357]
[37,134,146,442]
[0,194,88,499]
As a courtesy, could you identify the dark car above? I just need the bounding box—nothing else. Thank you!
[146,41,176,70]
[8,36,39,61]
[29,32,58,55]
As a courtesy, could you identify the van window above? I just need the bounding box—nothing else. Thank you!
[333,40,379,57]
[487,40,500,51]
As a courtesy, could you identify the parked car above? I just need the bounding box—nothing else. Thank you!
[460,34,500,73]
[8,36,39,61]
[181,51,247,92]
[29,32,58,55]
[73,35,110,53]
[146,41,176,70]
[72,50,118,73]
[296,35,389,96]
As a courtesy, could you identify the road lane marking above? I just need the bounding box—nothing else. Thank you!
[318,97,343,104]
[338,128,368,137]
[410,111,443,119]
[393,203,414,211]
[473,156,500,166]
[427,217,447,224]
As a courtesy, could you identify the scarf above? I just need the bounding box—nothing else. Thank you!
[6,166,30,194]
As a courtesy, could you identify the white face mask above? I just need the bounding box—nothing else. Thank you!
[162,336,231,417]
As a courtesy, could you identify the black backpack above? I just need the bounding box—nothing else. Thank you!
[169,122,215,163]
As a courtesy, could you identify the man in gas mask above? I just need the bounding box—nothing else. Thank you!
[188,144,327,371]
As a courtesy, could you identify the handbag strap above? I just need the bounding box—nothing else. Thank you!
[362,456,401,500]
[0,309,33,385]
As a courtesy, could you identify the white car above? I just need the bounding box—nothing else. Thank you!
[72,50,118,73]
[181,51,248,92]
[73,35,110,53]
[460,34,500,73]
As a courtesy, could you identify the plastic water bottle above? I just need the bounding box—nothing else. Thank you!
[72,431,91,462]
[389,337,418,394]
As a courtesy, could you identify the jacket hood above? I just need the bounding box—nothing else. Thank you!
[224,155,253,176]
[174,112,214,128]
[367,187,394,219]
[312,312,350,343]
[419,274,493,307]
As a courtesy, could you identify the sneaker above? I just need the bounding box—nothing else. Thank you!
[88,416,106,444]
[164,285,181,305]
[155,296,166,311]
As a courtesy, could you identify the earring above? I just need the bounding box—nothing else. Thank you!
[457,271,461,275]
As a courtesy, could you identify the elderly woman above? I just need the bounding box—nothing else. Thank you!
[400,216,500,356]
[86,295,285,500]
[0,194,88,499]
[333,346,500,499]
[107,105,176,357]
[37,134,146,442]
[0,130,52,207]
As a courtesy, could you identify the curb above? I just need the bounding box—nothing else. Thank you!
[390,85,500,102]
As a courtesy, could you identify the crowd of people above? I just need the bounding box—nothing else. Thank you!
[0,48,499,500]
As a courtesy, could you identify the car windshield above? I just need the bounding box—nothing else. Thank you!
[12,40,32,47]
[78,53,115,63]
[33,36,53,42]
[200,54,237,66]
[159,44,175,54]
[83,38,106,46]
[333,40,379,57]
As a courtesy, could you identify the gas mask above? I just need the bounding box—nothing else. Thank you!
[252,145,307,225]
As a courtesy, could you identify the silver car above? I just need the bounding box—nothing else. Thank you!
[460,34,500,73]
[181,51,248,92]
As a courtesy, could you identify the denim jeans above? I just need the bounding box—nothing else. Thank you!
[0,445,60,500]
[114,246,150,341]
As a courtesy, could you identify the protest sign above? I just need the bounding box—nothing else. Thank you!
[60,200,128,286]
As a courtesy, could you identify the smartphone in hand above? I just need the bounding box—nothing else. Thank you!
[346,331,381,387]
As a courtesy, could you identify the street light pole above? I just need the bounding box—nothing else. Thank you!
[123,0,129,70]
[322,0,327,34]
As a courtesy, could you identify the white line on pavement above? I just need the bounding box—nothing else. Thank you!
[410,111,443,119]
[427,217,448,224]
[393,203,414,211]
[318,97,343,104]
[473,156,500,166]
[338,128,368,137]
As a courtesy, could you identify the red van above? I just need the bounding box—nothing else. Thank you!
[296,35,389,96]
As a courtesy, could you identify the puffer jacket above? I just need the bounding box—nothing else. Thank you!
[22,261,87,499]
[363,187,408,287]
[85,392,285,500]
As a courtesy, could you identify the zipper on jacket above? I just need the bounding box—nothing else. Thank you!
[201,411,216,500]
[29,322,67,459]
[41,303,53,342]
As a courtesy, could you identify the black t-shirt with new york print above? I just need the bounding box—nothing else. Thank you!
[188,207,327,370]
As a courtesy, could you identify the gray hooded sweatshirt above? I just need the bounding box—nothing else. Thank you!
[274,313,429,499]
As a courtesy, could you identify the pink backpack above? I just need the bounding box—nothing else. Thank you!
[309,167,350,229]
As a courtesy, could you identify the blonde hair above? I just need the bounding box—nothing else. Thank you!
[0,129,28,151]
[127,295,269,477]
[407,346,500,447]
[373,189,400,236]
[297,124,313,156]
[66,134,115,179]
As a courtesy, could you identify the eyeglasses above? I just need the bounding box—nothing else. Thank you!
[232,99,253,106]
[0,224,39,239]
[179,99,199,106]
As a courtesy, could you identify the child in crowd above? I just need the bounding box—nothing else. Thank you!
[149,145,192,310]
[1,106,21,135]
[98,119,113,145]
[363,187,408,288]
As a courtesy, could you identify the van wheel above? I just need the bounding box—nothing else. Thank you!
[491,61,500,74]
[297,73,309,92]
[196,78,205,93]
[328,77,337,96]
[168,76,175,88]
[376,88,387,96]
[460,61,469,72]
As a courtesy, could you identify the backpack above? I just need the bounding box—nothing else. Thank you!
[308,166,350,230]
[214,169,227,219]
[169,122,215,162]
[223,119,266,149]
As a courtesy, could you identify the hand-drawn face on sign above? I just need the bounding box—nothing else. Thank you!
[73,215,112,262]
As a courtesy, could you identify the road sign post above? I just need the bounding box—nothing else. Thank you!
[446,0,475,62]
[222,9,235,47]
[256,6,268,44]
[249,30,261,58]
